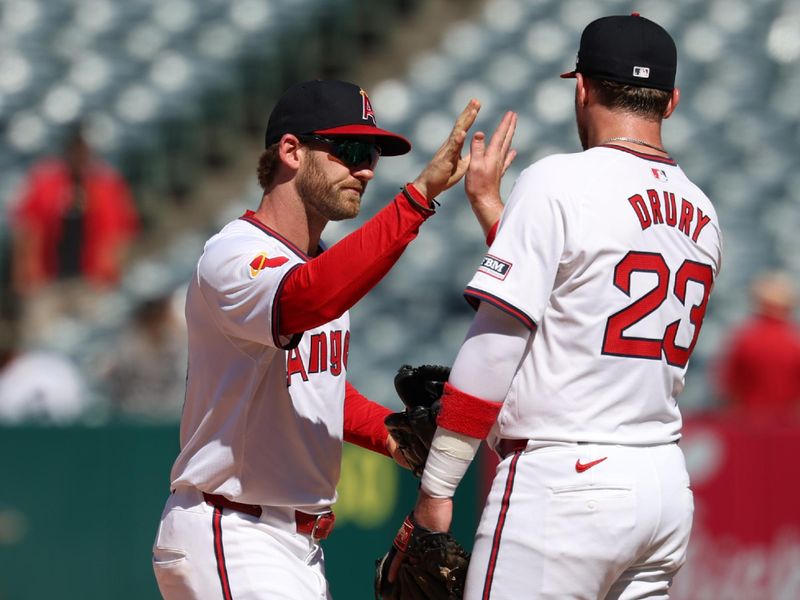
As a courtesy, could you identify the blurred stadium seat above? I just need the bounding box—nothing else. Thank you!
[1,0,798,415]
[0,2,798,598]
[0,0,421,385]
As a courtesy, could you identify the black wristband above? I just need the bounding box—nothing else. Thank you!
[402,184,439,215]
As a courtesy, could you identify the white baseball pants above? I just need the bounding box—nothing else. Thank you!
[152,487,331,600]
[466,441,693,600]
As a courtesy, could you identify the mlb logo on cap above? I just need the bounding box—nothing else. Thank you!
[560,13,677,91]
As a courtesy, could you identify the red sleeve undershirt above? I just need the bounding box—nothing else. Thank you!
[277,184,434,335]
[343,382,391,456]
[486,220,499,246]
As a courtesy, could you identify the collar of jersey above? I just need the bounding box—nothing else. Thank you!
[239,210,319,261]
[599,144,677,166]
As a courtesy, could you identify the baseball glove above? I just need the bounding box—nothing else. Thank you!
[374,513,470,600]
[385,364,451,478]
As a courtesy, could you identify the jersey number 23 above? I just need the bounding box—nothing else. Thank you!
[601,251,713,368]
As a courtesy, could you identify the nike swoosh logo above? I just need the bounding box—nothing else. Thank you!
[575,457,608,473]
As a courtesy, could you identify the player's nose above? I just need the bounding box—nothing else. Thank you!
[351,164,375,182]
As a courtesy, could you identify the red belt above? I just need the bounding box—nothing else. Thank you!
[495,439,528,459]
[202,493,336,540]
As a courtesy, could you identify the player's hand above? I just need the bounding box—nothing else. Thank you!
[387,492,454,583]
[386,434,411,470]
[411,99,481,200]
[465,110,517,238]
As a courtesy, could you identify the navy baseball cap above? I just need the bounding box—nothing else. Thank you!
[560,13,677,91]
[264,80,411,156]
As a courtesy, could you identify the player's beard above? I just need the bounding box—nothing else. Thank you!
[296,152,363,222]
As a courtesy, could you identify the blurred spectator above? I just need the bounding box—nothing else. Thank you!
[715,271,800,422]
[0,320,90,424]
[8,124,139,343]
[96,291,187,423]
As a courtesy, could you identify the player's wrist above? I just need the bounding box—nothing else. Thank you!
[404,182,438,213]
[467,194,503,235]
[412,493,453,532]
[419,427,480,498]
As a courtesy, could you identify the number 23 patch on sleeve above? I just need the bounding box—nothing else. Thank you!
[478,254,512,280]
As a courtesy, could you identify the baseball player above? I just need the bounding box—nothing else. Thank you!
[398,14,723,599]
[151,79,489,600]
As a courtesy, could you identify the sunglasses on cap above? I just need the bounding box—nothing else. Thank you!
[297,134,381,170]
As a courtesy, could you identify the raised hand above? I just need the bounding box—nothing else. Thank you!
[465,111,518,237]
[411,99,481,200]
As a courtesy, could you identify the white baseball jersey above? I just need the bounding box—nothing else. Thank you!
[170,212,349,511]
[465,145,722,445]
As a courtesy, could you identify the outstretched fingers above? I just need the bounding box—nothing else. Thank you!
[502,148,517,176]
[412,99,481,198]
[463,109,517,235]
[411,99,482,199]
[452,99,481,138]
[499,112,517,157]
[470,131,487,159]
[442,100,480,159]
[486,111,517,157]
[447,152,472,188]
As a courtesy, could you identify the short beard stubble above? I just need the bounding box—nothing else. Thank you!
[296,152,362,222]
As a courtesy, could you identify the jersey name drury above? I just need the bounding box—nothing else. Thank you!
[628,188,713,242]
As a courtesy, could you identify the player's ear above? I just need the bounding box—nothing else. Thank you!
[575,73,590,108]
[278,134,304,170]
[663,87,680,119]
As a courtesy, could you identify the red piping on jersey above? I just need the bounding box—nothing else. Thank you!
[270,263,304,350]
[600,144,677,166]
[343,382,392,457]
[437,383,503,440]
[464,287,537,331]
[211,506,234,600]
[277,185,433,335]
[240,211,312,260]
[482,449,521,600]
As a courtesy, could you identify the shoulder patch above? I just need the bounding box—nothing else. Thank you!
[249,252,289,277]
[478,254,512,280]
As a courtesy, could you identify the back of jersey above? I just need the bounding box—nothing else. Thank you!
[465,145,722,444]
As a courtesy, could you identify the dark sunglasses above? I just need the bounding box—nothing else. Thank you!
[297,134,381,170]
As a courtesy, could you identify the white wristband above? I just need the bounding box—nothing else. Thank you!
[420,427,481,498]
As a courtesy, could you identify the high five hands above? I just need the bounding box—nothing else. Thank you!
[465,110,518,237]
[412,101,517,212]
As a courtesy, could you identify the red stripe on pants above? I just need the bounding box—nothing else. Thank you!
[212,506,234,600]
[482,451,521,600]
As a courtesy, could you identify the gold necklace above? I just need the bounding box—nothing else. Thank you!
[601,136,667,154]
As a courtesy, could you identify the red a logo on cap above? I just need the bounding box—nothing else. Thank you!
[360,89,376,124]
